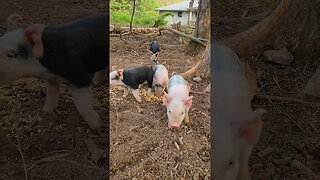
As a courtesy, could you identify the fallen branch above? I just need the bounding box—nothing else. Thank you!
[256,94,319,105]
[158,27,206,47]
[110,32,131,37]
[191,91,210,95]
[279,111,309,135]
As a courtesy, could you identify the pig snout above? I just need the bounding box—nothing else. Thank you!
[169,121,180,129]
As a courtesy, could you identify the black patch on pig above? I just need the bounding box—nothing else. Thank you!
[121,65,154,89]
[150,40,160,53]
[38,13,109,88]
[15,43,32,59]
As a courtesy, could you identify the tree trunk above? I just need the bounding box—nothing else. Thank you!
[129,0,136,33]
[188,0,210,51]
[194,0,210,40]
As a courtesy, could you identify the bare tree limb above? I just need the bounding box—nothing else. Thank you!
[158,27,207,47]
[130,0,136,33]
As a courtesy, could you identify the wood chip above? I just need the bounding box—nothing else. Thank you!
[258,147,273,157]
[273,157,292,165]
[178,137,184,145]
[137,106,143,113]
[129,125,139,132]
[174,141,180,151]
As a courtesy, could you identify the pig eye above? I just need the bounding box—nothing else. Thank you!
[112,75,119,80]
[181,112,184,115]
[169,110,172,114]
[228,160,235,168]
[7,51,16,58]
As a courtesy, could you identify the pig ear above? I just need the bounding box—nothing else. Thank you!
[117,69,124,80]
[231,109,266,145]
[162,92,171,105]
[184,96,193,108]
[111,66,118,71]
[23,24,45,58]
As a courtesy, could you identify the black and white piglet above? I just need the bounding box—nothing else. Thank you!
[109,65,154,103]
[0,13,108,131]
[149,39,160,63]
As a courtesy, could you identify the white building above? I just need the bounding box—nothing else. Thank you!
[155,0,199,26]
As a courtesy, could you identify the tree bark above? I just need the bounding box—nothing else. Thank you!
[129,0,136,33]
[194,0,210,40]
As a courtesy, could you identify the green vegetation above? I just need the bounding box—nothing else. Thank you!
[110,0,183,26]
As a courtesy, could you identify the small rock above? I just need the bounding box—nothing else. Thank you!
[192,77,202,82]
[263,47,293,65]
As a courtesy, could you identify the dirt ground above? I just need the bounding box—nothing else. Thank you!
[0,0,108,179]
[213,0,320,179]
[109,32,210,179]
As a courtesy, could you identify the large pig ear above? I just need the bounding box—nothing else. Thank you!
[184,96,193,108]
[231,109,266,145]
[117,69,124,80]
[162,92,171,105]
[23,24,45,58]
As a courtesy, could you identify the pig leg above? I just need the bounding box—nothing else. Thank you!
[123,86,129,97]
[42,80,60,113]
[238,146,253,180]
[147,73,154,96]
[131,89,142,103]
[71,86,101,130]
[92,70,106,86]
[184,107,190,125]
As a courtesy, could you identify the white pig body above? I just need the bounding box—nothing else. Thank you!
[163,75,193,128]
[152,64,169,96]
[212,43,266,180]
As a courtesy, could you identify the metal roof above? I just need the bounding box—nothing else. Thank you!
[155,0,199,12]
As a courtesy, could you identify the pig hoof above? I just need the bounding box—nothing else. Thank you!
[84,113,102,130]
[88,119,102,131]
